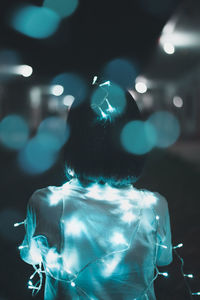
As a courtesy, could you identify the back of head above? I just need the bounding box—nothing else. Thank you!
[64,82,146,186]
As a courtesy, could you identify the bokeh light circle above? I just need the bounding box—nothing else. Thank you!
[11,5,60,39]
[18,135,58,175]
[103,58,138,88]
[0,115,29,150]
[173,96,183,108]
[51,73,87,107]
[19,65,33,77]
[163,42,175,55]
[91,83,126,119]
[135,82,147,94]
[121,120,157,155]
[148,111,180,148]
[38,116,69,151]
[63,95,75,107]
[44,0,79,18]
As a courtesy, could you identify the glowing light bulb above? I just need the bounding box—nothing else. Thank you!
[184,274,194,278]
[14,221,25,227]
[163,42,175,55]
[28,280,33,286]
[105,99,115,113]
[161,272,168,277]
[18,245,28,250]
[98,107,108,119]
[92,76,98,85]
[99,81,111,87]
[121,212,136,223]
[66,218,85,236]
[157,243,167,249]
[192,292,200,295]
[49,192,62,206]
[71,281,76,287]
[156,215,160,220]
[142,194,157,208]
[110,232,127,245]
[46,249,59,268]
[135,82,147,94]
[51,85,64,96]
[173,243,183,249]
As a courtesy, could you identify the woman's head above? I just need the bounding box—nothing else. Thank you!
[63,83,146,186]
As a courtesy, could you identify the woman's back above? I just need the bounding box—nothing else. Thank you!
[20,178,172,300]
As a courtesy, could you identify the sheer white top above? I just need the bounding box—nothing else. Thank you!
[20,179,172,300]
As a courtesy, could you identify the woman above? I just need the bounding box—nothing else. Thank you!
[19,81,172,300]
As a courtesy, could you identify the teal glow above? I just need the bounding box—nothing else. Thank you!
[121,211,136,223]
[102,254,122,277]
[148,111,180,148]
[91,83,126,119]
[65,218,86,237]
[121,120,157,155]
[161,272,169,277]
[0,115,29,150]
[51,73,87,106]
[86,185,104,199]
[18,135,58,174]
[119,200,132,211]
[44,0,79,18]
[19,180,173,298]
[103,58,138,88]
[110,232,127,245]
[46,248,60,269]
[143,193,157,207]
[38,117,69,151]
[49,192,62,206]
[29,240,42,263]
[48,185,71,206]
[62,248,79,272]
[71,282,76,287]
[11,5,60,39]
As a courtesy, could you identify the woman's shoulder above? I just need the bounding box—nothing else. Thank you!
[28,179,81,208]
[28,185,62,209]
[136,188,168,211]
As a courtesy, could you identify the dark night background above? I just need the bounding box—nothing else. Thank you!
[0,0,200,299]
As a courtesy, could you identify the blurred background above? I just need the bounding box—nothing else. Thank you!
[0,0,200,299]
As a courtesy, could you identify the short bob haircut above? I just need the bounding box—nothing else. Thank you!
[64,86,147,186]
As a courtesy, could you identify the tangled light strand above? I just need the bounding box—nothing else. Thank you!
[14,204,200,299]
[91,76,116,121]
[172,243,200,299]
[15,210,170,299]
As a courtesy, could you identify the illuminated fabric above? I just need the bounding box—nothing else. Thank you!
[20,179,172,300]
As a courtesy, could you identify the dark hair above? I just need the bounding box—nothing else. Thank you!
[63,86,146,186]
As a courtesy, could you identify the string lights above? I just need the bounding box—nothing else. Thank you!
[173,243,200,298]
[14,220,26,227]
[91,76,116,121]
[14,184,200,299]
